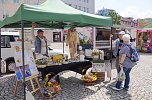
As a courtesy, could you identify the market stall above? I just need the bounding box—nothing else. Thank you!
[38,61,92,80]
[0,0,112,99]
[137,29,152,53]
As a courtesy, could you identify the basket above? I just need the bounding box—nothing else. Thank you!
[82,74,97,86]
[84,80,96,85]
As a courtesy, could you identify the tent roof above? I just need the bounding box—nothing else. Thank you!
[0,0,112,28]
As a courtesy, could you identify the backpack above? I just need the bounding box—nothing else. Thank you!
[127,44,140,62]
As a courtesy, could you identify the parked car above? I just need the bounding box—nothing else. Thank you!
[1,32,20,73]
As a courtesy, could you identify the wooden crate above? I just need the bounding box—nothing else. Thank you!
[91,71,105,81]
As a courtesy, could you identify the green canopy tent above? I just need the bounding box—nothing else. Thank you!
[0,0,112,28]
[0,0,112,99]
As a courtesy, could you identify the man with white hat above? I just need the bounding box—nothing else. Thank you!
[113,31,125,72]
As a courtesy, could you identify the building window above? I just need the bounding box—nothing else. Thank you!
[13,0,19,3]
[53,32,61,42]
[78,6,81,10]
[75,5,77,9]
[3,14,8,18]
[2,9,8,19]
[86,8,89,13]
[83,7,86,12]
[84,0,85,2]
[34,0,39,5]
[24,0,29,4]
[68,4,72,6]
[87,0,89,3]
[1,0,7,3]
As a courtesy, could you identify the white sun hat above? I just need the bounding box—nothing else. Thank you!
[122,34,131,42]
[118,31,126,35]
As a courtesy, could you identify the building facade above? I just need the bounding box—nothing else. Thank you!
[0,0,95,20]
[0,0,41,20]
[0,0,95,48]
[62,0,95,14]
[121,17,137,28]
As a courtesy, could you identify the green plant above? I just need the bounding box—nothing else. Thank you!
[108,11,121,25]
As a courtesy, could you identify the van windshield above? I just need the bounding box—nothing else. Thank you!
[1,36,6,47]
[1,35,19,48]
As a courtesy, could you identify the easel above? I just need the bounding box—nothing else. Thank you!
[13,74,44,98]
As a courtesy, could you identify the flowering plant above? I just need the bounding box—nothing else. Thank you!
[92,49,100,56]
[42,74,61,98]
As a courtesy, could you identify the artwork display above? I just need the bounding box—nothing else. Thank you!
[11,42,39,81]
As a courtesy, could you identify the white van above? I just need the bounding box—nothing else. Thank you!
[1,32,20,73]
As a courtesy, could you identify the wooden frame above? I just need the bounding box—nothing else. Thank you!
[13,75,44,98]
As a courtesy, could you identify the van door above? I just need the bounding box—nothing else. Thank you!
[1,35,19,73]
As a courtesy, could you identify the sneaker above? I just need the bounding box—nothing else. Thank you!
[111,87,122,91]
[123,88,129,91]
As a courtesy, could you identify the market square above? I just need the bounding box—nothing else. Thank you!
[0,0,152,100]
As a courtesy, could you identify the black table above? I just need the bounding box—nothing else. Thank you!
[38,61,92,80]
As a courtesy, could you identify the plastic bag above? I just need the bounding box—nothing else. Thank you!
[117,68,126,81]
[26,90,34,100]
[1,59,6,73]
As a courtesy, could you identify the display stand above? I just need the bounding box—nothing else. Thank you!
[13,74,44,98]
[91,60,107,81]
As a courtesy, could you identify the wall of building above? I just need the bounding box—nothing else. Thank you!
[0,0,40,20]
[121,17,137,28]
[0,0,95,45]
[62,0,95,14]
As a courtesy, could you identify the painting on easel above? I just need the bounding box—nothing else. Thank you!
[11,42,39,80]
[15,64,32,81]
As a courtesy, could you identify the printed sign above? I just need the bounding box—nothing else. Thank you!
[11,42,39,81]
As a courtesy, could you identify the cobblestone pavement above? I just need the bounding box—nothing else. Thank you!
[0,53,152,100]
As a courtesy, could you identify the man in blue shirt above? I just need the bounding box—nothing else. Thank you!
[35,29,48,56]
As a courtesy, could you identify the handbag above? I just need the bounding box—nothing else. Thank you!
[117,67,126,81]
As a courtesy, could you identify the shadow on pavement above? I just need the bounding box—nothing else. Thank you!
[105,81,132,100]
[59,76,96,99]
[0,75,24,100]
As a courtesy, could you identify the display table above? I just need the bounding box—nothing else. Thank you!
[38,61,92,80]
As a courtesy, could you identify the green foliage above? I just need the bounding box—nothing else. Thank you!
[79,38,91,45]
[108,11,121,25]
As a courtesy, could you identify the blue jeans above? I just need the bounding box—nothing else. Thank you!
[115,67,132,89]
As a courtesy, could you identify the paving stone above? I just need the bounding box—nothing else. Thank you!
[0,53,152,100]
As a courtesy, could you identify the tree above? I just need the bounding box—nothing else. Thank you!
[108,11,121,25]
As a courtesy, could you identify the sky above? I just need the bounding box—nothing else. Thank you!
[95,0,152,19]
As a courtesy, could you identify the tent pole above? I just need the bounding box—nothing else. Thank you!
[21,21,26,100]
[110,27,113,81]
[0,28,1,76]
[62,27,65,54]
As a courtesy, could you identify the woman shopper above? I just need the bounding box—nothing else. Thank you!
[112,34,137,91]
[113,31,125,72]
